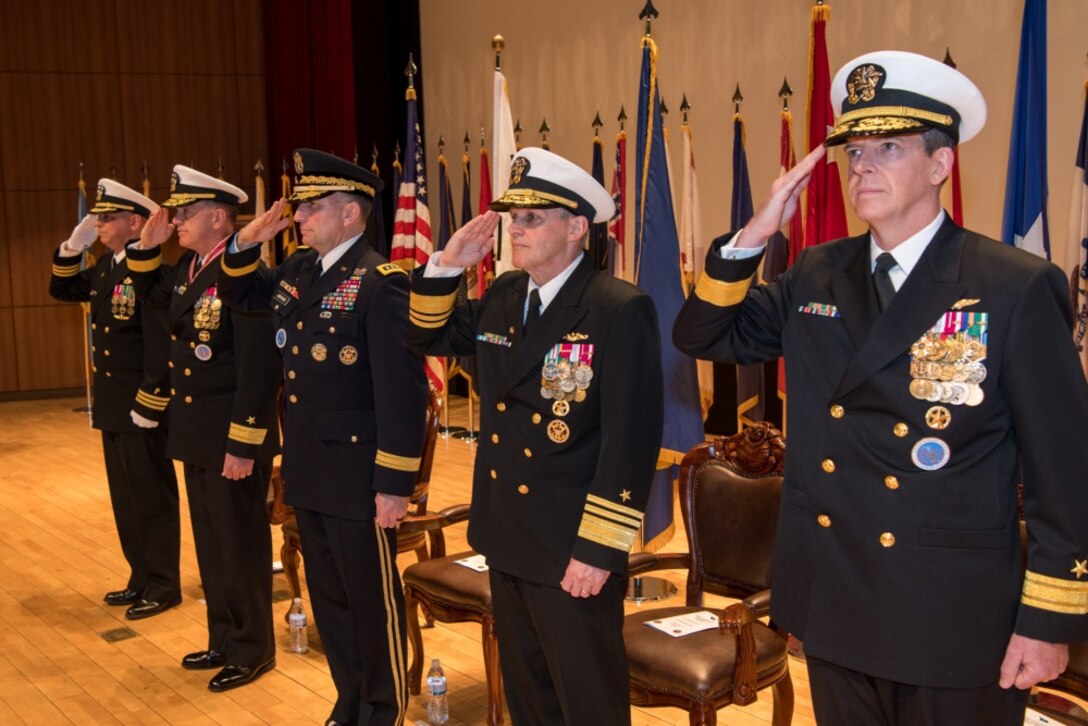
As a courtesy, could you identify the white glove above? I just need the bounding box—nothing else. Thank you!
[61,215,98,256]
[130,410,159,429]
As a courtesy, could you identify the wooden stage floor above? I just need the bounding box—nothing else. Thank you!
[0,395,1080,725]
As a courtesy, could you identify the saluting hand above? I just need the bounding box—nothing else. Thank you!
[735,144,826,249]
[560,558,610,599]
[375,492,410,529]
[438,210,500,268]
[237,198,292,249]
[138,208,174,250]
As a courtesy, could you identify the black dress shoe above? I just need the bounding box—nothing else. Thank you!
[181,650,227,670]
[124,596,181,620]
[208,659,275,692]
[103,588,140,606]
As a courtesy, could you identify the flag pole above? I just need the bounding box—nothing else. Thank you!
[75,162,93,418]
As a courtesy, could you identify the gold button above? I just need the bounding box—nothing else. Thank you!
[818,514,831,528]
[168,361,174,368]
[292,345,299,355]
[893,422,909,438]
[91,324,97,331]
[288,370,296,379]
[289,394,298,403]
[190,342,195,349]
[103,350,110,356]
[490,469,497,480]
[351,435,358,443]
[821,459,835,473]
[170,388,176,395]
[532,413,542,424]
[105,371,111,377]
[829,404,844,419]
[184,395,192,404]
[92,365,97,372]
[297,321,303,330]
[517,484,529,494]
[184,368,191,376]
[329,326,336,334]
[171,334,177,341]
[880,532,896,547]
[92,346,96,352]
[491,433,499,444]
[103,326,109,333]
[523,448,532,458]
[497,402,507,412]
[885,475,900,490]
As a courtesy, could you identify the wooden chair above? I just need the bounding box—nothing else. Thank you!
[269,387,443,612]
[399,507,503,726]
[623,422,793,726]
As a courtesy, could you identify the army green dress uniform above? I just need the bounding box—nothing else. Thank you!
[218,150,428,726]
[408,147,664,725]
[127,166,279,676]
[674,52,1088,724]
[49,180,180,612]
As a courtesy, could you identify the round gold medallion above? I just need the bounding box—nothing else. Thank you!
[925,405,951,430]
[547,419,570,443]
[198,330,211,342]
[551,400,570,417]
[339,345,358,365]
[311,343,328,362]
[574,389,587,403]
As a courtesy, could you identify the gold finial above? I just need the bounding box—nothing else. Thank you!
[660,96,669,116]
[592,111,603,133]
[405,53,418,89]
[540,117,550,149]
[438,135,446,155]
[371,143,379,166]
[943,48,957,69]
[492,35,505,70]
[514,119,522,144]
[215,158,224,179]
[639,0,659,37]
[463,132,470,153]
[141,159,150,180]
[779,76,793,110]
[394,139,401,157]
[254,159,264,174]
[680,94,690,123]
[618,105,627,131]
[480,125,486,146]
[352,147,358,164]
[732,84,743,115]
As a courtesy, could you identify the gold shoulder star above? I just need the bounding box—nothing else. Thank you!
[1072,559,1088,580]
[246,416,256,425]
[619,489,631,502]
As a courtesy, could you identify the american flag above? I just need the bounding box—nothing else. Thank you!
[390,88,434,270]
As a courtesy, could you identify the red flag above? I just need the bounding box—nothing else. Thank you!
[950,149,964,226]
[609,130,627,274]
[804,2,849,248]
[781,108,804,266]
[476,144,493,298]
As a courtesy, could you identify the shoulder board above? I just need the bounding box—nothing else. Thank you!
[376,263,408,277]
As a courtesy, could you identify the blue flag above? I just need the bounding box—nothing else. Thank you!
[437,152,455,252]
[634,37,705,552]
[731,113,764,428]
[1001,0,1049,259]
[1069,84,1088,371]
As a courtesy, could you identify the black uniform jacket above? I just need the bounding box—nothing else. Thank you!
[408,254,664,586]
[673,216,1088,688]
[126,243,279,471]
[218,237,428,520]
[50,246,172,431]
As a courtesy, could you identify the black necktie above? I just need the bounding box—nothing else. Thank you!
[524,288,542,332]
[873,252,898,313]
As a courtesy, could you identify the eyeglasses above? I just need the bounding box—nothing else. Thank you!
[95,213,121,224]
[173,204,209,222]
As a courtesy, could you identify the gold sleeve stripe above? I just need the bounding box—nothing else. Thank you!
[694,272,754,308]
[578,513,638,552]
[583,503,642,529]
[126,254,162,273]
[410,291,457,315]
[135,391,170,411]
[52,264,81,277]
[227,422,268,446]
[375,450,422,473]
[1021,570,1088,615]
[409,312,453,329]
[220,257,260,277]
[585,493,645,520]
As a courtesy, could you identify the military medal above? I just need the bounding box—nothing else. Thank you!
[908,310,988,413]
[311,343,328,361]
[911,437,951,471]
[547,419,570,443]
[111,280,137,320]
[552,400,570,417]
[321,269,365,312]
[924,406,951,430]
[339,345,358,365]
[539,342,595,403]
[193,285,222,332]
[194,344,213,361]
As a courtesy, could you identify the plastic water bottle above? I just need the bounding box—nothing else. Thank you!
[288,597,309,654]
[426,658,449,724]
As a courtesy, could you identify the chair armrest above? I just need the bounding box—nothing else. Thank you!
[397,503,469,535]
[741,588,772,618]
[627,551,691,575]
[719,601,760,706]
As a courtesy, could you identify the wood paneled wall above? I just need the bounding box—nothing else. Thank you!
[0,0,267,393]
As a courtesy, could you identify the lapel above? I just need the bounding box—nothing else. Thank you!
[832,216,967,401]
[497,255,594,400]
[170,251,219,324]
[297,239,369,313]
[828,234,879,351]
[91,254,130,318]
